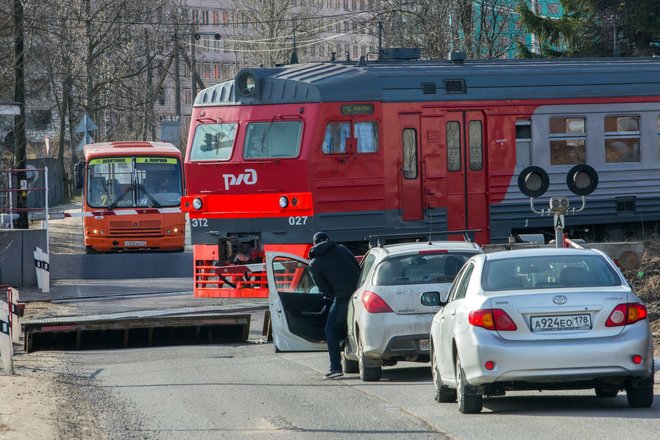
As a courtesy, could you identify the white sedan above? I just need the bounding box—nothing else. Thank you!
[343,241,482,381]
[429,247,654,413]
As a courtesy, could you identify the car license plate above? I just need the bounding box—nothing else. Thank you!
[530,314,592,332]
[419,339,430,351]
[124,240,146,247]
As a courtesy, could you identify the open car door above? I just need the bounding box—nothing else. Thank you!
[266,252,329,352]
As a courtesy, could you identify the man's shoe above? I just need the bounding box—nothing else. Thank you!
[324,370,344,379]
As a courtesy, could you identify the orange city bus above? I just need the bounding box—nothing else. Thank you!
[75,141,185,253]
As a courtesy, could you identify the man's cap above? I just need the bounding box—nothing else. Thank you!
[313,231,330,245]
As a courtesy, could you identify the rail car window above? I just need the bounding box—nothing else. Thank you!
[402,128,418,179]
[468,121,483,171]
[189,123,237,161]
[447,121,460,171]
[244,121,302,159]
[516,120,531,167]
[322,122,350,153]
[355,122,379,153]
[549,117,586,165]
[605,115,640,163]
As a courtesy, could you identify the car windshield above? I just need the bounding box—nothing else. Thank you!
[374,252,475,285]
[482,254,623,291]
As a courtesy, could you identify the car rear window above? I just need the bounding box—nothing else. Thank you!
[482,254,623,291]
[374,252,475,286]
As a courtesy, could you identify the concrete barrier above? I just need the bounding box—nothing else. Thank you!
[50,251,193,279]
[0,229,47,287]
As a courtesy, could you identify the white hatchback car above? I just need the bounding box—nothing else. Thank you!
[342,241,483,381]
[430,247,654,413]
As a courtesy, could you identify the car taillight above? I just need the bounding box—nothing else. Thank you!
[468,309,517,331]
[362,290,393,313]
[605,303,647,327]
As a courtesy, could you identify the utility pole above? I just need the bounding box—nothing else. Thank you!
[13,0,27,228]
[174,35,181,118]
[191,33,197,97]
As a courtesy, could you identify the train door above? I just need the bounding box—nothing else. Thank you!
[444,111,489,243]
[398,113,423,220]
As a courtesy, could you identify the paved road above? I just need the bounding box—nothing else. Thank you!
[31,304,659,440]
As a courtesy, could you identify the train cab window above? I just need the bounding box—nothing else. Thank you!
[402,128,418,179]
[244,121,302,159]
[549,117,586,165]
[355,121,379,153]
[468,120,483,171]
[603,115,640,163]
[515,120,531,167]
[322,121,380,154]
[446,121,460,171]
[322,122,350,153]
[189,122,237,161]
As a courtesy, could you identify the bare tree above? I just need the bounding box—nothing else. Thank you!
[228,0,323,67]
[373,0,521,60]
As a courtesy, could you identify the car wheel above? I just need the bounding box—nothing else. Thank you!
[626,375,654,408]
[594,384,618,398]
[455,355,482,414]
[357,337,381,382]
[432,346,456,403]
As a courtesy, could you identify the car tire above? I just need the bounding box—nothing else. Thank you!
[432,347,456,403]
[455,356,482,414]
[357,338,381,382]
[626,375,654,408]
[594,384,618,398]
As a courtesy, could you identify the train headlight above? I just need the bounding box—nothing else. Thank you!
[192,198,203,210]
[567,164,598,196]
[517,166,549,198]
[279,196,289,209]
[236,70,257,97]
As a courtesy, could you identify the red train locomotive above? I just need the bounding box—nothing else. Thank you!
[181,51,660,296]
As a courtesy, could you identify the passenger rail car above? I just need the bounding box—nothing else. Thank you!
[182,54,660,264]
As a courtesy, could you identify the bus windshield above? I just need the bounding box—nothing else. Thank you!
[87,156,183,209]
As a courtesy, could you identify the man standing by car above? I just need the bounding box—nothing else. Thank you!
[308,232,361,379]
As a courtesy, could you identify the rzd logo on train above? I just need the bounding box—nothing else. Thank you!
[223,168,257,190]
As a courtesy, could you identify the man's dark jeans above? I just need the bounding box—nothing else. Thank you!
[326,297,350,372]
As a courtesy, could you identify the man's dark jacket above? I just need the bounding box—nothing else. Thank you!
[309,240,360,299]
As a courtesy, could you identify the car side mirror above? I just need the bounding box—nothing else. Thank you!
[421,291,448,307]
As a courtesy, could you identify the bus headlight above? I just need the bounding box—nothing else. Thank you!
[192,198,203,210]
[279,196,289,208]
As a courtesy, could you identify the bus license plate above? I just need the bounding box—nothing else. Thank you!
[530,314,591,332]
[124,241,146,247]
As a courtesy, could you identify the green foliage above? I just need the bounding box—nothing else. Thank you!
[516,0,660,57]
